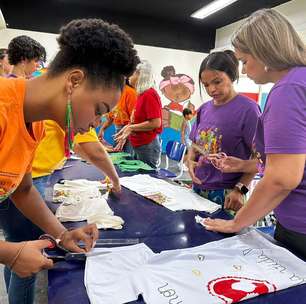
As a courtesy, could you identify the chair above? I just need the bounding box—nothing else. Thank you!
[163,140,187,179]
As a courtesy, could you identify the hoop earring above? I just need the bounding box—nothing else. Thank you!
[64,96,75,158]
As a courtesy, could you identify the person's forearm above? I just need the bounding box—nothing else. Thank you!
[241,159,258,173]
[188,146,198,162]
[78,142,119,183]
[233,175,290,229]
[10,187,66,238]
[100,118,112,132]
[0,241,19,265]
[130,119,160,132]
[238,172,257,187]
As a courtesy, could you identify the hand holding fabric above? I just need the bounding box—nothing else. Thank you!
[224,190,244,211]
[60,224,99,253]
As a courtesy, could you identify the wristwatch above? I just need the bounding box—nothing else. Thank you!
[234,182,249,195]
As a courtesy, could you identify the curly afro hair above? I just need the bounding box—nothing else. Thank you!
[48,18,140,89]
[8,35,46,65]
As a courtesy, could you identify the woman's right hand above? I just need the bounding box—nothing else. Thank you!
[10,240,54,278]
[208,155,245,173]
[187,159,202,184]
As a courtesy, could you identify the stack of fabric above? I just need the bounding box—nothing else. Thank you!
[53,179,124,230]
[109,152,154,172]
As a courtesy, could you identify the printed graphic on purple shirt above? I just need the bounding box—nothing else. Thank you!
[190,94,260,190]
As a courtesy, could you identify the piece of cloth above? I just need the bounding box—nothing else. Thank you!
[132,136,161,169]
[253,67,306,235]
[85,230,306,304]
[32,120,99,178]
[107,85,137,126]
[189,94,260,191]
[117,160,154,172]
[120,174,220,213]
[109,152,131,165]
[129,88,162,147]
[53,179,124,229]
[0,78,45,202]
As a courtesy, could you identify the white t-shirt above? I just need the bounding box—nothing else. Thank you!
[85,230,306,304]
[120,174,220,213]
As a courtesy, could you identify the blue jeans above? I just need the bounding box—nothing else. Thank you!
[133,136,161,169]
[0,175,48,304]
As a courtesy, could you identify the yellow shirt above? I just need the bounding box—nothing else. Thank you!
[32,120,98,178]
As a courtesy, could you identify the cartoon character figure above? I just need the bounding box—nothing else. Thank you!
[207,276,276,303]
[159,66,195,129]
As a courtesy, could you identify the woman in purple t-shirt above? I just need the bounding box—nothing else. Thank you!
[204,9,306,259]
[187,50,260,211]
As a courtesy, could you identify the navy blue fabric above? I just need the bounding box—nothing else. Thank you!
[47,160,306,304]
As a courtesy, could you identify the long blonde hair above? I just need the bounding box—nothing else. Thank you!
[232,9,306,70]
[135,60,155,94]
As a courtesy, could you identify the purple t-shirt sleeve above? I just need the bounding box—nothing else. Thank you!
[242,105,261,149]
[264,84,306,154]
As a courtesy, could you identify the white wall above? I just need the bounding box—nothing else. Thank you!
[214,0,306,108]
[0,28,209,109]
[215,0,306,50]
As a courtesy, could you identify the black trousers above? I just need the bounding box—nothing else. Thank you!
[274,222,306,259]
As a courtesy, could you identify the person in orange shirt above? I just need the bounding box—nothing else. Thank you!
[0,17,138,301]
[98,81,137,153]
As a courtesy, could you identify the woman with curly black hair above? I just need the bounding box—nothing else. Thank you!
[0,18,139,304]
[7,35,46,78]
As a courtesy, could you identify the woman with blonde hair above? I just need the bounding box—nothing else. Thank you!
[204,8,306,258]
[116,60,162,168]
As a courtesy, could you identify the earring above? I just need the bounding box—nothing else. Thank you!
[64,95,74,158]
[264,66,269,72]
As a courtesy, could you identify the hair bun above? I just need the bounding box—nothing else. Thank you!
[57,19,137,75]
[223,49,239,68]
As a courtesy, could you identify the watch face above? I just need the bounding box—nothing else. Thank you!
[241,185,249,194]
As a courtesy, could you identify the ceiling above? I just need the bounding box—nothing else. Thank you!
[0,0,291,52]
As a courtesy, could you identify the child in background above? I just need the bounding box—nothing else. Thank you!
[181,108,193,169]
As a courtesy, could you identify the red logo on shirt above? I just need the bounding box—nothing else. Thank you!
[207,276,276,303]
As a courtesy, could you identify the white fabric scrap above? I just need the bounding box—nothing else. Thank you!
[120,174,220,213]
[85,230,306,304]
[54,179,124,230]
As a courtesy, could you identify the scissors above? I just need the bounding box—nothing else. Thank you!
[39,234,111,262]
[39,234,139,262]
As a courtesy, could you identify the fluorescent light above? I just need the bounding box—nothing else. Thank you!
[191,0,239,19]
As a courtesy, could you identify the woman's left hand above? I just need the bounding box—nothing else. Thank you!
[203,218,241,233]
[114,125,132,142]
[60,224,99,252]
[224,190,244,211]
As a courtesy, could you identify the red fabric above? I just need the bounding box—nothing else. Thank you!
[130,88,162,147]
